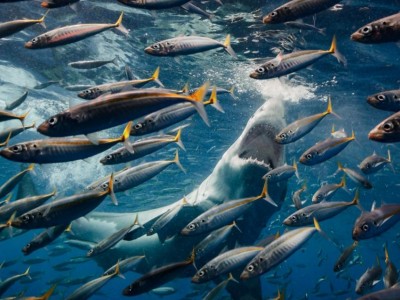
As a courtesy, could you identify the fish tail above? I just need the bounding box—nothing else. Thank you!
[339,175,346,188]
[319,27,327,36]
[107,173,118,206]
[384,243,390,265]
[228,273,239,284]
[231,220,242,233]
[0,131,12,147]
[181,83,189,94]
[151,67,164,87]
[27,163,35,172]
[38,10,49,29]
[325,96,341,119]
[228,86,236,98]
[26,122,36,130]
[114,12,129,35]
[293,160,300,180]
[4,193,12,204]
[23,266,31,280]
[113,261,125,279]
[205,86,224,113]
[189,82,210,126]
[349,130,356,141]
[41,284,56,300]
[172,150,186,174]
[223,34,237,58]
[351,189,359,206]
[301,181,307,191]
[112,55,120,67]
[261,181,278,207]
[120,122,134,154]
[328,35,347,66]
[64,223,73,234]
[313,218,321,232]
[174,128,186,151]
[115,11,124,27]
[18,110,30,127]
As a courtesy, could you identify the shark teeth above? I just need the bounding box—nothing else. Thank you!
[241,156,271,170]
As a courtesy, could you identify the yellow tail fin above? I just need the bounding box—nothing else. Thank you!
[39,10,49,23]
[223,34,237,58]
[40,284,56,300]
[173,150,186,174]
[115,12,124,27]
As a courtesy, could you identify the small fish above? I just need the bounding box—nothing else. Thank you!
[359,150,392,174]
[262,0,342,24]
[0,267,30,296]
[68,56,119,69]
[0,164,35,200]
[87,215,140,257]
[312,175,346,203]
[0,122,132,164]
[241,218,321,280]
[0,110,29,125]
[103,255,145,276]
[299,131,355,166]
[37,83,210,137]
[33,80,60,90]
[275,98,334,144]
[87,150,184,195]
[263,161,298,182]
[118,0,192,10]
[352,203,400,240]
[145,35,236,58]
[203,273,238,300]
[123,215,160,241]
[192,247,263,283]
[283,190,359,226]
[284,19,326,35]
[77,67,163,100]
[122,252,195,296]
[0,12,47,39]
[367,89,400,112]
[355,258,382,294]
[22,223,69,255]
[181,2,213,19]
[5,90,28,111]
[250,36,346,79]
[292,183,307,210]
[10,174,116,229]
[333,241,358,272]
[337,163,372,189]
[25,12,126,49]
[0,189,55,222]
[368,111,400,143]
[41,0,79,8]
[65,262,122,300]
[151,287,176,296]
[351,12,400,44]
[101,128,185,165]
[0,123,35,142]
[383,244,398,288]
[181,182,275,236]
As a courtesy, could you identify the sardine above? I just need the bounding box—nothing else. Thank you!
[250,36,346,79]
[263,0,342,24]
[77,67,163,100]
[275,98,333,144]
[359,150,391,174]
[333,241,358,272]
[5,90,28,111]
[263,161,298,182]
[368,111,400,143]
[312,176,346,203]
[351,12,400,43]
[367,89,400,112]
[25,12,126,49]
[284,20,326,35]
[337,163,372,189]
[68,56,119,69]
[283,190,359,226]
[0,12,47,39]
[145,35,236,58]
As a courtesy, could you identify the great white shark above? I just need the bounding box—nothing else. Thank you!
[68,97,287,299]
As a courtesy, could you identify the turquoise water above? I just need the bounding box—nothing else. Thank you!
[0,0,400,299]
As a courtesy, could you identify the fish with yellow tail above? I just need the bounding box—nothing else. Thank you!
[0,11,48,39]
[263,160,299,182]
[0,122,132,164]
[0,110,29,126]
[21,284,56,300]
[333,240,358,272]
[240,218,322,280]
[312,175,346,203]
[384,244,398,288]
[355,257,382,294]
[118,0,191,10]
[11,174,116,230]
[203,273,238,300]
[359,150,392,174]
[37,83,210,137]
[299,130,355,165]
[336,162,372,189]
[250,36,346,80]
[0,267,31,296]
[275,98,335,144]
[25,12,127,49]
[0,164,35,199]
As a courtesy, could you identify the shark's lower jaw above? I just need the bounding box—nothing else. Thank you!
[69,99,287,296]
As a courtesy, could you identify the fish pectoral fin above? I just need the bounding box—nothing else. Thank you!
[85,133,100,145]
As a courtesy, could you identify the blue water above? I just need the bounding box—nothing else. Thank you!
[0,0,400,299]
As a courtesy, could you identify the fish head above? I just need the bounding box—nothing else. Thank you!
[87,248,95,257]
[312,193,324,204]
[0,142,36,162]
[25,35,47,49]
[22,242,36,256]
[37,113,70,137]
[122,280,146,296]
[275,129,292,144]
[100,153,119,165]
[351,24,379,43]
[262,9,283,24]
[299,150,316,165]
[240,258,263,280]
[283,213,299,226]
[368,113,400,143]
[250,62,278,80]
[333,262,342,272]
[78,88,100,100]
[11,212,39,229]
[367,93,389,109]
[181,220,201,236]
[191,267,211,283]
[130,119,153,136]
[145,41,174,56]
[352,213,375,240]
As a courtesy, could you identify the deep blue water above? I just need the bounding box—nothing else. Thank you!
[0,0,400,299]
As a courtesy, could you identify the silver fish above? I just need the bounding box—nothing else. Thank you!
[275,98,333,144]
[312,176,346,203]
[203,273,238,300]
[384,244,398,288]
[0,12,47,38]
[68,56,119,69]
[359,150,391,174]
[250,36,346,79]
[357,286,400,300]
[355,259,382,294]
[0,164,35,199]
[103,255,145,276]
[283,190,359,226]
[145,35,236,58]
[5,90,28,111]
[368,111,400,143]
[263,161,298,182]
[337,163,372,189]
[0,123,35,142]
[192,247,263,283]
[292,183,306,210]
[284,19,326,35]
[367,89,400,112]
[0,267,30,296]
[333,241,358,272]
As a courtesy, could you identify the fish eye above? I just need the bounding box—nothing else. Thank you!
[306,153,313,160]
[134,124,142,129]
[25,243,31,248]
[377,94,386,101]
[106,155,112,160]
[188,223,196,230]
[48,117,58,126]
[382,122,394,132]
[198,270,205,277]
[270,11,278,17]
[247,265,254,272]
[152,44,160,49]
[361,26,372,35]
[88,249,93,255]
[31,37,39,44]
[22,215,30,221]
[279,133,286,138]
[291,215,297,221]
[101,183,109,189]
[365,163,370,169]
[266,174,272,179]
[12,145,23,152]
[257,67,265,73]
[362,224,369,232]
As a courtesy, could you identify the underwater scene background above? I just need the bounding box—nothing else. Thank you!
[1,0,400,299]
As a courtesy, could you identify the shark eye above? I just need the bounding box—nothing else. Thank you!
[361,25,372,35]
[377,94,386,101]
[257,67,265,73]
[362,224,369,232]
[247,264,254,272]
[48,117,58,126]
[382,122,394,132]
